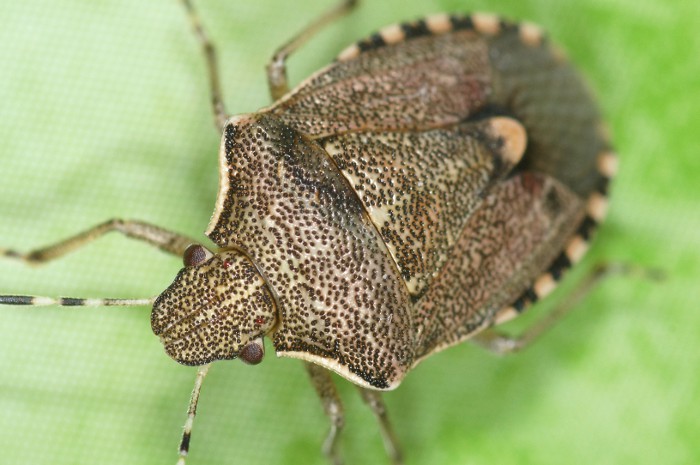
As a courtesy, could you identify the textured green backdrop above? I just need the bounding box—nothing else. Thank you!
[1,1,698,464]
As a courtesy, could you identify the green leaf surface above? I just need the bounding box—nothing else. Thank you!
[1,1,697,464]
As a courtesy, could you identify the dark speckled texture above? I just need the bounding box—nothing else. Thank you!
[189,15,610,388]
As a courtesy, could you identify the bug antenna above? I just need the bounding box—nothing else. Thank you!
[0,295,154,307]
[177,363,211,465]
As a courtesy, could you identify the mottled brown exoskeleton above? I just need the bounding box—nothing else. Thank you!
[1,1,617,464]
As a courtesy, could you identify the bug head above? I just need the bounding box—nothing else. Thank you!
[151,244,276,366]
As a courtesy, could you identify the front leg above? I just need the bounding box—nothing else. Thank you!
[0,219,199,307]
[1,218,199,264]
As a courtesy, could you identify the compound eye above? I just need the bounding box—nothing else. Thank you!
[239,338,265,365]
[183,244,213,267]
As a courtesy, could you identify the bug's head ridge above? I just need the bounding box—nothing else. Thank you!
[151,244,276,366]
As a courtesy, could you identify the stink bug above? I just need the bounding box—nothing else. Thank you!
[1,1,617,464]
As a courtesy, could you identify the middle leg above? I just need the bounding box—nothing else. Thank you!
[305,362,345,465]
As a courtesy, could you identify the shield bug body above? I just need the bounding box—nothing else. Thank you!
[1,1,615,464]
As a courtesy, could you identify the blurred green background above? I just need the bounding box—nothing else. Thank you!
[0,1,698,464]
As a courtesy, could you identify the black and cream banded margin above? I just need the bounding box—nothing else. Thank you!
[493,147,618,325]
[331,10,616,326]
[336,12,561,62]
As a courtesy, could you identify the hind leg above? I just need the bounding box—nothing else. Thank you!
[266,0,358,100]
[473,262,664,354]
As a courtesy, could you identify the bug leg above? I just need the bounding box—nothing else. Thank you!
[1,218,199,264]
[357,388,404,465]
[266,0,358,101]
[472,262,664,354]
[179,0,228,131]
[305,362,345,465]
[176,363,211,465]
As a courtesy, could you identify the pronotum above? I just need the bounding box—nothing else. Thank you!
[1,1,616,464]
